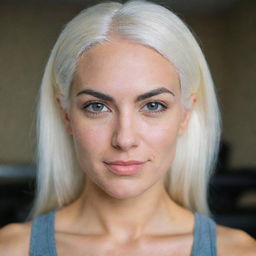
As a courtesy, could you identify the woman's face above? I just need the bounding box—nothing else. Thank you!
[61,40,193,199]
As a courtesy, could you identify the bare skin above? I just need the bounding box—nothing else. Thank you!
[0,40,255,255]
[0,211,255,256]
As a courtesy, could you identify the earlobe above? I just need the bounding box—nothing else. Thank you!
[178,94,197,136]
[178,109,192,136]
[55,95,73,135]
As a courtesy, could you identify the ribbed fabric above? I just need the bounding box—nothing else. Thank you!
[29,211,57,256]
[29,210,216,256]
[191,212,217,255]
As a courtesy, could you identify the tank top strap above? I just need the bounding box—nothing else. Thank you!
[191,212,217,256]
[29,210,57,256]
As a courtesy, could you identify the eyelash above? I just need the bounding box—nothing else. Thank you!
[82,101,168,116]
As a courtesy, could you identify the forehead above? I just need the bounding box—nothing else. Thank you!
[72,40,180,97]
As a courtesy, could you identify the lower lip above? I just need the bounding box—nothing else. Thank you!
[104,163,145,176]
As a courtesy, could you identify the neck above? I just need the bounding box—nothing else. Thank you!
[62,178,189,243]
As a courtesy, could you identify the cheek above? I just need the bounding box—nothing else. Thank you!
[145,113,181,148]
[150,125,179,165]
[70,119,110,162]
[143,112,182,168]
[148,123,179,144]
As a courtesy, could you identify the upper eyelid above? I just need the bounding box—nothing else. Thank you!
[82,101,110,111]
[82,97,168,105]
[82,100,168,114]
[82,100,167,108]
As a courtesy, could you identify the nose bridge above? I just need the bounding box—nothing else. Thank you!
[111,108,138,150]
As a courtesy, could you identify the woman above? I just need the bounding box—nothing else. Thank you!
[0,1,255,255]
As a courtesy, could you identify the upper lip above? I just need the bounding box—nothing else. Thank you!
[104,160,146,165]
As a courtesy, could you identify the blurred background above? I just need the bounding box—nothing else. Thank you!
[0,0,256,237]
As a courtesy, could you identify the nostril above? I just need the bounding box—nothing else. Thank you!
[110,114,139,151]
[111,127,138,151]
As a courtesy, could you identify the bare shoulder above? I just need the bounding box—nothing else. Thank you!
[0,221,32,256]
[216,224,256,256]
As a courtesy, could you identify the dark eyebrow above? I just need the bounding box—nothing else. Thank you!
[136,87,175,101]
[76,87,175,102]
[77,89,114,102]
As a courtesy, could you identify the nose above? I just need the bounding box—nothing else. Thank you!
[111,112,139,151]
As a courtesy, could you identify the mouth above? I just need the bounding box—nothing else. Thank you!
[103,160,146,176]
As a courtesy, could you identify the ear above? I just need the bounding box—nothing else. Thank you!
[55,94,73,135]
[178,93,197,136]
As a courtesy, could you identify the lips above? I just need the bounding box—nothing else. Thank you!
[105,160,145,165]
[103,160,146,175]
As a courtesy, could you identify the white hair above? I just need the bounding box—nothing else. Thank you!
[28,0,221,219]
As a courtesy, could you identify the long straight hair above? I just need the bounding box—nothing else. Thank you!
[28,0,221,219]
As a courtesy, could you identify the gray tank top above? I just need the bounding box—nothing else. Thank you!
[29,210,217,256]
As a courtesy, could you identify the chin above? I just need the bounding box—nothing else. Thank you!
[101,183,148,200]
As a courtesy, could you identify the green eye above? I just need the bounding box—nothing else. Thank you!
[143,102,167,113]
[82,101,167,116]
[83,102,109,114]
